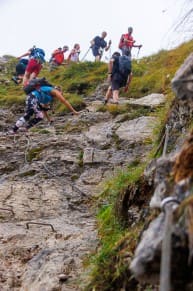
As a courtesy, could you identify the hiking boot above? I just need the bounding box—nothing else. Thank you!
[109,101,119,104]
[103,99,108,105]
[6,129,17,135]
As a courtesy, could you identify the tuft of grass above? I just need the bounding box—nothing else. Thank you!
[26,147,44,162]
[83,163,146,290]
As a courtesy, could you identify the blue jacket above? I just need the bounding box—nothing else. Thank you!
[32,86,54,104]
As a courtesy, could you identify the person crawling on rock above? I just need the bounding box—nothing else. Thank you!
[9,78,79,134]
[104,51,132,104]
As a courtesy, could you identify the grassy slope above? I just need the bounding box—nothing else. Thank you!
[1,40,193,290]
[1,40,193,108]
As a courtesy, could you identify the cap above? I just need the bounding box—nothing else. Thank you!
[128,27,133,33]
[63,45,69,50]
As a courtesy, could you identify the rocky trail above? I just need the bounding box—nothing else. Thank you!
[0,92,165,290]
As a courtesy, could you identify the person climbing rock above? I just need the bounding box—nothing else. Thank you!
[104,51,132,104]
[90,31,111,61]
[49,46,69,70]
[119,27,142,57]
[9,79,79,134]
[17,46,46,86]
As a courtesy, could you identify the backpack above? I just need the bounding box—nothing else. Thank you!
[118,55,131,78]
[52,49,64,64]
[31,48,45,63]
[23,77,53,94]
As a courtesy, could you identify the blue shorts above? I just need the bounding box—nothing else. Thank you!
[92,47,101,57]
[121,46,131,57]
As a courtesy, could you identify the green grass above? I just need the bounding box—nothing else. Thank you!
[1,40,193,110]
[82,163,146,290]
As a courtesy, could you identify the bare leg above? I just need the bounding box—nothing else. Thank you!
[95,55,101,62]
[112,90,119,103]
[104,86,112,103]
[22,71,30,86]
[29,72,37,81]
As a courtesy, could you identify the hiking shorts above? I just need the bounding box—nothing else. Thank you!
[111,73,127,90]
[16,63,26,76]
[25,59,42,75]
[92,47,101,57]
[121,46,131,57]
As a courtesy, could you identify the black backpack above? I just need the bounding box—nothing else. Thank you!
[23,77,53,94]
[118,55,131,78]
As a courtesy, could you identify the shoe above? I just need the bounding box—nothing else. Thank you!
[103,99,108,105]
[109,101,119,104]
[11,76,19,85]
[6,129,17,135]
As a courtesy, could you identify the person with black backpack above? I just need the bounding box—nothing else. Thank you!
[9,78,79,134]
[17,46,46,86]
[104,52,132,104]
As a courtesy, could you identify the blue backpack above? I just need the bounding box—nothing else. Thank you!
[31,48,45,63]
[118,55,131,77]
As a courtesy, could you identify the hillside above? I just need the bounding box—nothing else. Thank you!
[0,40,193,290]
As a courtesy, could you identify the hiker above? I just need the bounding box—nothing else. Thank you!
[12,58,28,85]
[17,46,46,86]
[67,44,80,63]
[90,31,112,61]
[49,46,69,70]
[10,79,79,134]
[119,27,142,57]
[104,52,132,104]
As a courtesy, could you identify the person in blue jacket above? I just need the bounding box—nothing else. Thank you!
[90,31,111,61]
[10,85,79,133]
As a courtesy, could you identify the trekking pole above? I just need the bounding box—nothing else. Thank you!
[81,47,91,62]
[137,46,141,58]
[162,125,170,157]
[136,46,141,63]
[109,46,112,60]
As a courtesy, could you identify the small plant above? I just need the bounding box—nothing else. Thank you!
[26,147,43,162]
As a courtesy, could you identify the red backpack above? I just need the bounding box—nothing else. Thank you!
[52,49,64,65]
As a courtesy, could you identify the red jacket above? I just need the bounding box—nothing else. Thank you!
[119,34,134,49]
[52,49,64,65]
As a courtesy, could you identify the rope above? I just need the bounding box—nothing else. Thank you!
[154,132,166,157]
[42,158,87,197]
[154,124,170,158]
[162,125,170,157]
[24,134,31,164]
[160,197,180,291]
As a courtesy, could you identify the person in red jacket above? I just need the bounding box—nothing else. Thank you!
[49,46,69,70]
[119,27,142,57]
